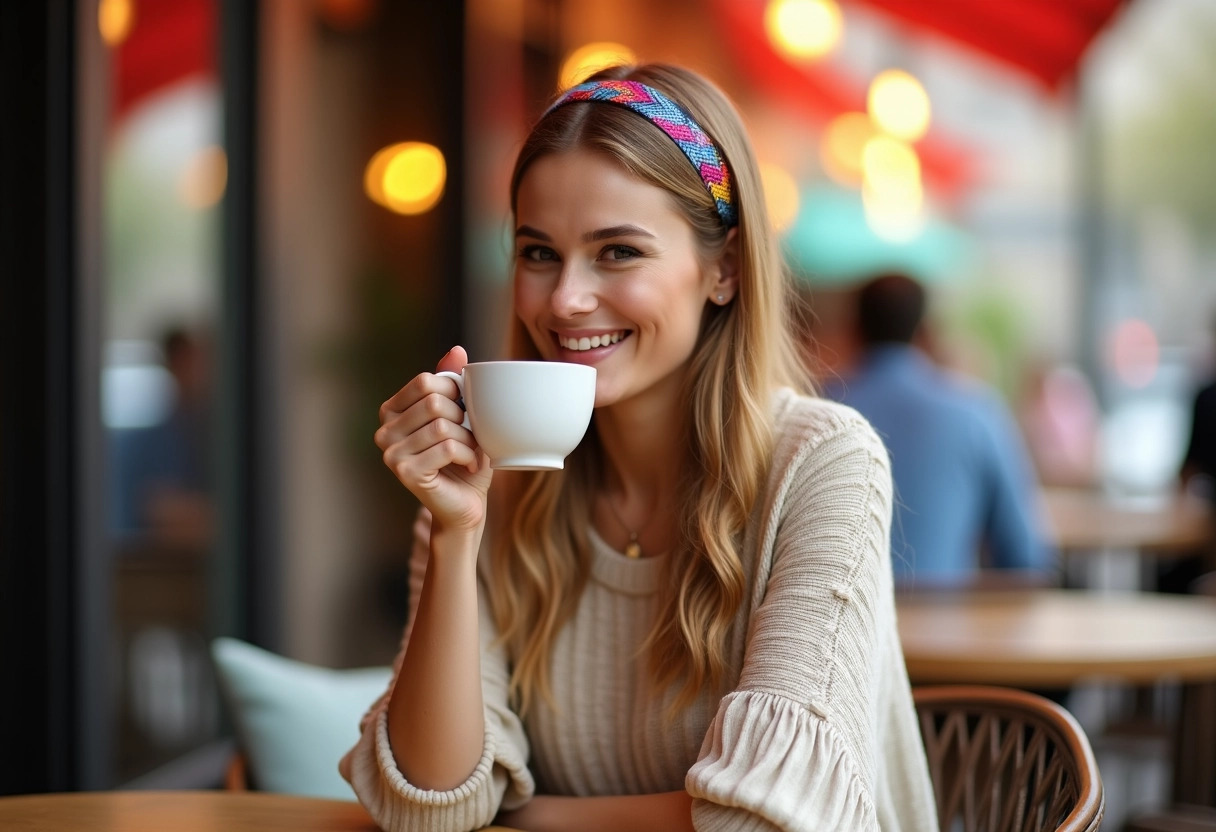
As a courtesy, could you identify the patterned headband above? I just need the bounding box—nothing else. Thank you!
[544,79,738,228]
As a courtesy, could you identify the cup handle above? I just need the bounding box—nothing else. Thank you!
[434,370,472,430]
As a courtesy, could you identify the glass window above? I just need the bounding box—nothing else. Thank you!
[96,0,227,784]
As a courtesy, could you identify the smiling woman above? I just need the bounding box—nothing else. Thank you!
[344,63,938,832]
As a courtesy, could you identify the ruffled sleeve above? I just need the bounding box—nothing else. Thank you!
[688,691,874,831]
[687,404,934,831]
[338,510,535,832]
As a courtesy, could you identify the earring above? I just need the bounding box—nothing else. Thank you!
[717,294,726,303]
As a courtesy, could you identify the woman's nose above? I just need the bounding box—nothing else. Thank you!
[549,264,598,318]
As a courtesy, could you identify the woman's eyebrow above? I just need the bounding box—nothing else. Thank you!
[514,224,657,243]
[583,224,655,242]
[515,225,550,241]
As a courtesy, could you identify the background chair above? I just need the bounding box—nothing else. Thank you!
[914,685,1104,832]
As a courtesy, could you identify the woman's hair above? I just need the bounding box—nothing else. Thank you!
[488,63,810,716]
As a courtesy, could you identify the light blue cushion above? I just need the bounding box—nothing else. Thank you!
[211,637,392,800]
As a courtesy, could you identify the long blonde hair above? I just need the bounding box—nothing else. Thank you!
[489,64,809,717]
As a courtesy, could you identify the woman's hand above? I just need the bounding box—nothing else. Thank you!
[375,345,492,533]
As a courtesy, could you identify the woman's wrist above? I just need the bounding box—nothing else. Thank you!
[428,520,484,568]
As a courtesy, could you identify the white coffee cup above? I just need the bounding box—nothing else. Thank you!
[435,361,596,470]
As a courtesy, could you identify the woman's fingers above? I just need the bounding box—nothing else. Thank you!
[385,435,480,489]
[379,372,461,425]
[376,390,465,450]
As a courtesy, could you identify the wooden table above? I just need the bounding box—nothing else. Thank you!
[1043,487,1213,555]
[1042,488,1214,590]
[898,589,1216,687]
[898,589,1216,811]
[0,791,522,831]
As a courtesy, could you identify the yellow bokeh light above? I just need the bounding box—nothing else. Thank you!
[862,186,925,243]
[764,0,843,62]
[862,136,921,197]
[559,42,637,90]
[819,112,876,186]
[759,162,800,232]
[98,0,135,47]
[364,142,446,215]
[860,136,923,243]
[178,146,228,209]
[868,69,931,142]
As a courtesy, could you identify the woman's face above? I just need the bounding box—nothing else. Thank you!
[513,149,727,410]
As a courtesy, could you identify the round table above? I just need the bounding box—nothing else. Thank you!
[898,589,1216,812]
[1042,487,1213,555]
[897,589,1216,687]
[0,790,522,832]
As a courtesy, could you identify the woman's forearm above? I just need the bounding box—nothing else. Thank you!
[386,525,486,790]
[498,791,695,832]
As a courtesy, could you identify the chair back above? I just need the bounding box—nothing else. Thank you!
[914,686,1104,832]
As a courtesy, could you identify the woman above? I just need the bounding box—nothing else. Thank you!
[341,63,936,832]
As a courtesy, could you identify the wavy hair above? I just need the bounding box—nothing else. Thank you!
[488,64,809,717]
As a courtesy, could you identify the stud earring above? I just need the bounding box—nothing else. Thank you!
[717,294,726,303]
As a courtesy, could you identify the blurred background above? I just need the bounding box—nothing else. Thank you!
[2,0,1215,810]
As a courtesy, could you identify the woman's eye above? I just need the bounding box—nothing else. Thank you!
[602,245,640,261]
[519,245,558,262]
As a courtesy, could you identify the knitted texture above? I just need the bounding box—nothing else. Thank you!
[340,392,939,832]
[545,79,738,227]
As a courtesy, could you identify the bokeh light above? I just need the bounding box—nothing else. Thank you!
[178,146,228,209]
[558,42,637,90]
[98,0,135,47]
[868,69,931,142]
[820,112,876,186]
[364,142,446,215]
[1107,318,1159,388]
[861,136,921,196]
[764,0,844,62]
[860,136,924,243]
[759,162,800,232]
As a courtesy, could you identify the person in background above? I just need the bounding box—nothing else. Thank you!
[823,273,1055,589]
[1180,309,1216,501]
[342,65,937,831]
[111,326,214,546]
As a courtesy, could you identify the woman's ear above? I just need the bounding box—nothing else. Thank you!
[708,228,740,305]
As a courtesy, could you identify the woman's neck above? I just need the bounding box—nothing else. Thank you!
[591,392,685,555]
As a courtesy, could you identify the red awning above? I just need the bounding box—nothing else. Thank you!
[712,0,973,198]
[113,0,215,120]
[849,0,1131,90]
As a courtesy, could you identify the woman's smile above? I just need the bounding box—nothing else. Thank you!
[513,149,720,409]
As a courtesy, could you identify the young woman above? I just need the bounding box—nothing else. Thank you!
[341,63,937,832]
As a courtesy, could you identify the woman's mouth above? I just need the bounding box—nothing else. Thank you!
[554,328,622,350]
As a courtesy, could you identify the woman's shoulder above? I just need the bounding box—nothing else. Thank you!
[770,388,886,462]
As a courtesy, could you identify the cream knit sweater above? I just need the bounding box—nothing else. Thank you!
[340,391,938,831]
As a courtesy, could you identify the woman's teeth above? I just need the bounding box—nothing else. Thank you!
[563,331,625,351]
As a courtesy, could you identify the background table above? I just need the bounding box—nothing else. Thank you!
[1043,488,1213,555]
[1042,487,1214,590]
[0,791,522,832]
[897,588,1216,687]
[897,589,1216,812]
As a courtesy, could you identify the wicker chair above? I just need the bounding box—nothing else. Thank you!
[914,686,1104,832]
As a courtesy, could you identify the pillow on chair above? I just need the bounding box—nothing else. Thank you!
[210,637,392,800]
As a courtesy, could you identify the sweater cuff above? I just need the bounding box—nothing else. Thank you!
[687,690,876,832]
[341,703,533,832]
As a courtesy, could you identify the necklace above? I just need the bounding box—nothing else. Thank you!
[603,493,647,558]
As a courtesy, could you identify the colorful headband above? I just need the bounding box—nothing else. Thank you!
[544,79,738,228]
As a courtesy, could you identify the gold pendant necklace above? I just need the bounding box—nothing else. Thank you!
[604,493,646,559]
[623,532,642,560]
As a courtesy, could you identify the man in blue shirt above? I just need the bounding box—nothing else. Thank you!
[824,274,1054,587]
